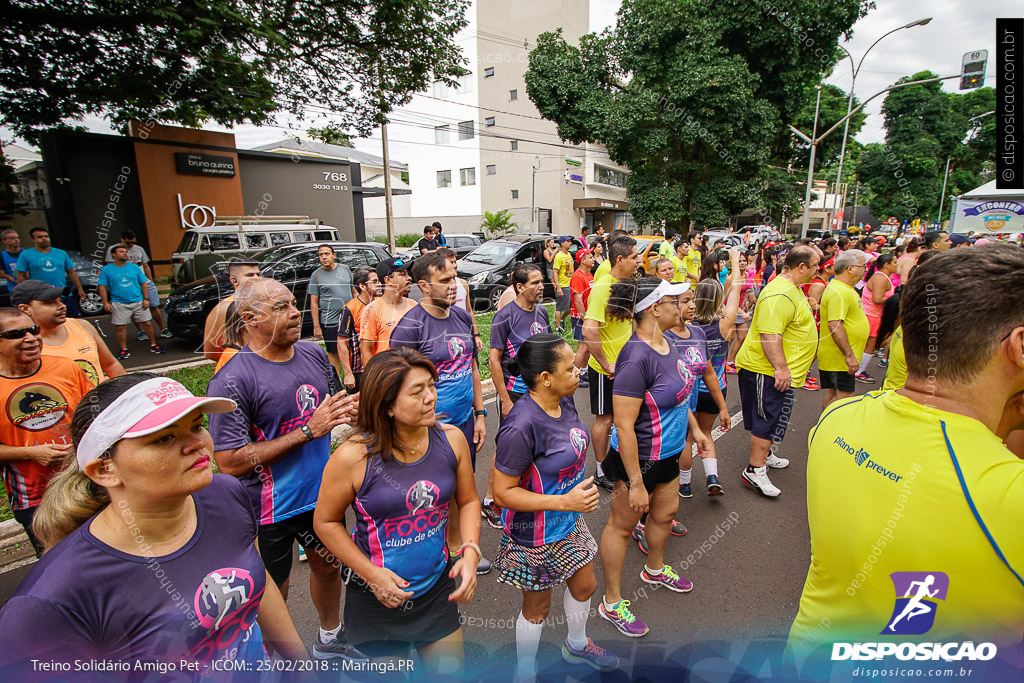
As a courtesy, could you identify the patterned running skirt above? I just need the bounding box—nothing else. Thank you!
[494,516,598,592]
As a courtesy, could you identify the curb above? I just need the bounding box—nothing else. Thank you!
[0,519,35,573]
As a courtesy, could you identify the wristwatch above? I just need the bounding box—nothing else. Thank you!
[300,425,315,442]
[474,409,488,417]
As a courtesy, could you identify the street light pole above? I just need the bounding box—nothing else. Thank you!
[799,87,822,237]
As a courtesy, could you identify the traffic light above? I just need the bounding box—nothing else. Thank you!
[960,50,987,90]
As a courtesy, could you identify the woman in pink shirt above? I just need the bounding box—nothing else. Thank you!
[855,253,897,383]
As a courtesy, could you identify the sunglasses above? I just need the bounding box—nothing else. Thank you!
[0,324,41,340]
[387,259,407,277]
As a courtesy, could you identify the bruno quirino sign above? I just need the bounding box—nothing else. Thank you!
[174,152,237,177]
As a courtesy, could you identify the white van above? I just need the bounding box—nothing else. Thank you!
[171,216,341,284]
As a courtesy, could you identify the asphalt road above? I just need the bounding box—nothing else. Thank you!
[0,358,888,681]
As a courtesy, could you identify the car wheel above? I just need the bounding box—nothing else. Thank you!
[79,290,104,316]
[488,287,503,311]
[638,268,646,277]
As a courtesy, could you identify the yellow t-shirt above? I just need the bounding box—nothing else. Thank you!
[593,258,611,282]
[817,279,869,372]
[584,274,632,375]
[882,326,907,391]
[735,276,818,386]
[670,255,686,283]
[552,251,573,287]
[686,247,702,281]
[788,390,1024,660]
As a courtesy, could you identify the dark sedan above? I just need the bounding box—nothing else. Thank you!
[457,234,585,311]
[164,241,390,339]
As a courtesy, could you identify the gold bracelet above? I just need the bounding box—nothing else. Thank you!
[458,541,482,561]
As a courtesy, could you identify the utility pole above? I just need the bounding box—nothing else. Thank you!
[531,157,540,229]
[798,87,823,238]
[937,155,951,226]
[381,121,395,253]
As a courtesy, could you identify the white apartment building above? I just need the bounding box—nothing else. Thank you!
[363,0,636,238]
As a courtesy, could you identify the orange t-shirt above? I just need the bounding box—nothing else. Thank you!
[40,318,106,387]
[359,297,418,358]
[212,295,238,374]
[1,357,91,510]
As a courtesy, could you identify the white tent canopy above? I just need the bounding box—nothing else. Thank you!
[949,180,1024,234]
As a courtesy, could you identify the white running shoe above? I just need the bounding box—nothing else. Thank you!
[766,453,790,469]
[741,466,781,497]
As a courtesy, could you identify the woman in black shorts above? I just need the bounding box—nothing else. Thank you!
[596,277,713,638]
[493,333,618,678]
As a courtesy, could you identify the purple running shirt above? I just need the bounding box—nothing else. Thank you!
[666,325,709,411]
[489,301,551,394]
[495,394,590,547]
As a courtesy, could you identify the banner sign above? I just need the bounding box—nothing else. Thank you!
[951,199,1024,233]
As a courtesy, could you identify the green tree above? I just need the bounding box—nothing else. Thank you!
[525,0,871,235]
[481,210,518,240]
[1,0,469,142]
[857,72,994,223]
[306,125,355,148]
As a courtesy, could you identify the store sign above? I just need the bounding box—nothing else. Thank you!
[565,156,583,167]
[957,199,1024,231]
[599,201,623,209]
[564,170,584,184]
[174,152,236,177]
[177,194,217,229]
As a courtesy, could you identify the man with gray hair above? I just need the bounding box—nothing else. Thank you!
[815,249,869,410]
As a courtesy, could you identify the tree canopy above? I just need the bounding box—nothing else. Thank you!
[1,0,469,142]
[524,0,872,233]
[857,72,995,223]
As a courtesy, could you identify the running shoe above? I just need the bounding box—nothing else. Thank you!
[640,564,693,593]
[594,474,615,492]
[741,466,781,497]
[855,372,875,384]
[578,376,589,389]
[766,453,790,468]
[706,474,724,495]
[117,348,130,360]
[802,377,820,391]
[598,600,649,637]
[632,525,649,555]
[312,630,368,662]
[725,362,738,375]
[678,483,692,498]
[298,546,307,562]
[874,349,886,358]
[137,329,148,342]
[481,500,503,529]
[476,556,492,575]
[150,344,165,354]
[159,328,174,339]
[670,520,687,536]
[562,638,619,671]
[878,359,888,368]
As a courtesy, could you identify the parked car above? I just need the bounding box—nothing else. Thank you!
[66,251,104,316]
[397,233,483,262]
[170,219,344,286]
[164,241,390,339]
[457,234,586,311]
[700,231,745,250]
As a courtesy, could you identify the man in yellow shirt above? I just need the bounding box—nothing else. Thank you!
[583,234,639,491]
[735,245,819,497]
[788,244,1024,671]
[881,325,906,391]
[817,249,869,410]
[551,236,575,332]
[671,240,688,283]
[685,232,704,285]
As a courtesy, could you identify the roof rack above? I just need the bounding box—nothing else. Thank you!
[214,215,319,224]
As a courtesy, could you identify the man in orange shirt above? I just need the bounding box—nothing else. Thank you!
[337,266,380,393]
[359,257,417,362]
[569,248,595,386]
[203,259,260,371]
[0,308,92,556]
[12,280,124,386]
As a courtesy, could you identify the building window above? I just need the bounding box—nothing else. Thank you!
[432,81,450,98]
[595,164,628,188]
[460,167,476,186]
[510,89,518,101]
[510,140,518,151]
[485,117,495,127]
[437,170,452,188]
[458,120,474,140]
[484,67,495,78]
[511,190,519,199]
[456,73,473,94]
[434,125,451,144]
[486,165,497,175]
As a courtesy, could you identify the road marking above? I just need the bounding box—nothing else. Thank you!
[711,410,744,441]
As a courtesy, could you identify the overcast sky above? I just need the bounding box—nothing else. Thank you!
[4,0,1012,159]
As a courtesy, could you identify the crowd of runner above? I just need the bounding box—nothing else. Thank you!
[0,225,1021,680]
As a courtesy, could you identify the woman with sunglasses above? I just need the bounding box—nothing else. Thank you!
[314,348,480,672]
[597,278,711,638]
[0,309,92,558]
[492,333,618,679]
[0,372,308,673]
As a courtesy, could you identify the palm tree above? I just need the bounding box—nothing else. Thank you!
[481,209,518,240]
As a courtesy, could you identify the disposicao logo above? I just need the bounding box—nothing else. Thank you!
[832,571,997,662]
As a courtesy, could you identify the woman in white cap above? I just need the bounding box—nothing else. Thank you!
[0,372,308,672]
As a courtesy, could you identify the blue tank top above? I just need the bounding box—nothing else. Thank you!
[696,320,728,392]
[352,426,457,595]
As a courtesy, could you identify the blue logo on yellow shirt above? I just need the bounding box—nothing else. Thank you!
[834,436,903,483]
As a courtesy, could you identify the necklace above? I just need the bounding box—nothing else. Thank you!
[396,429,429,460]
